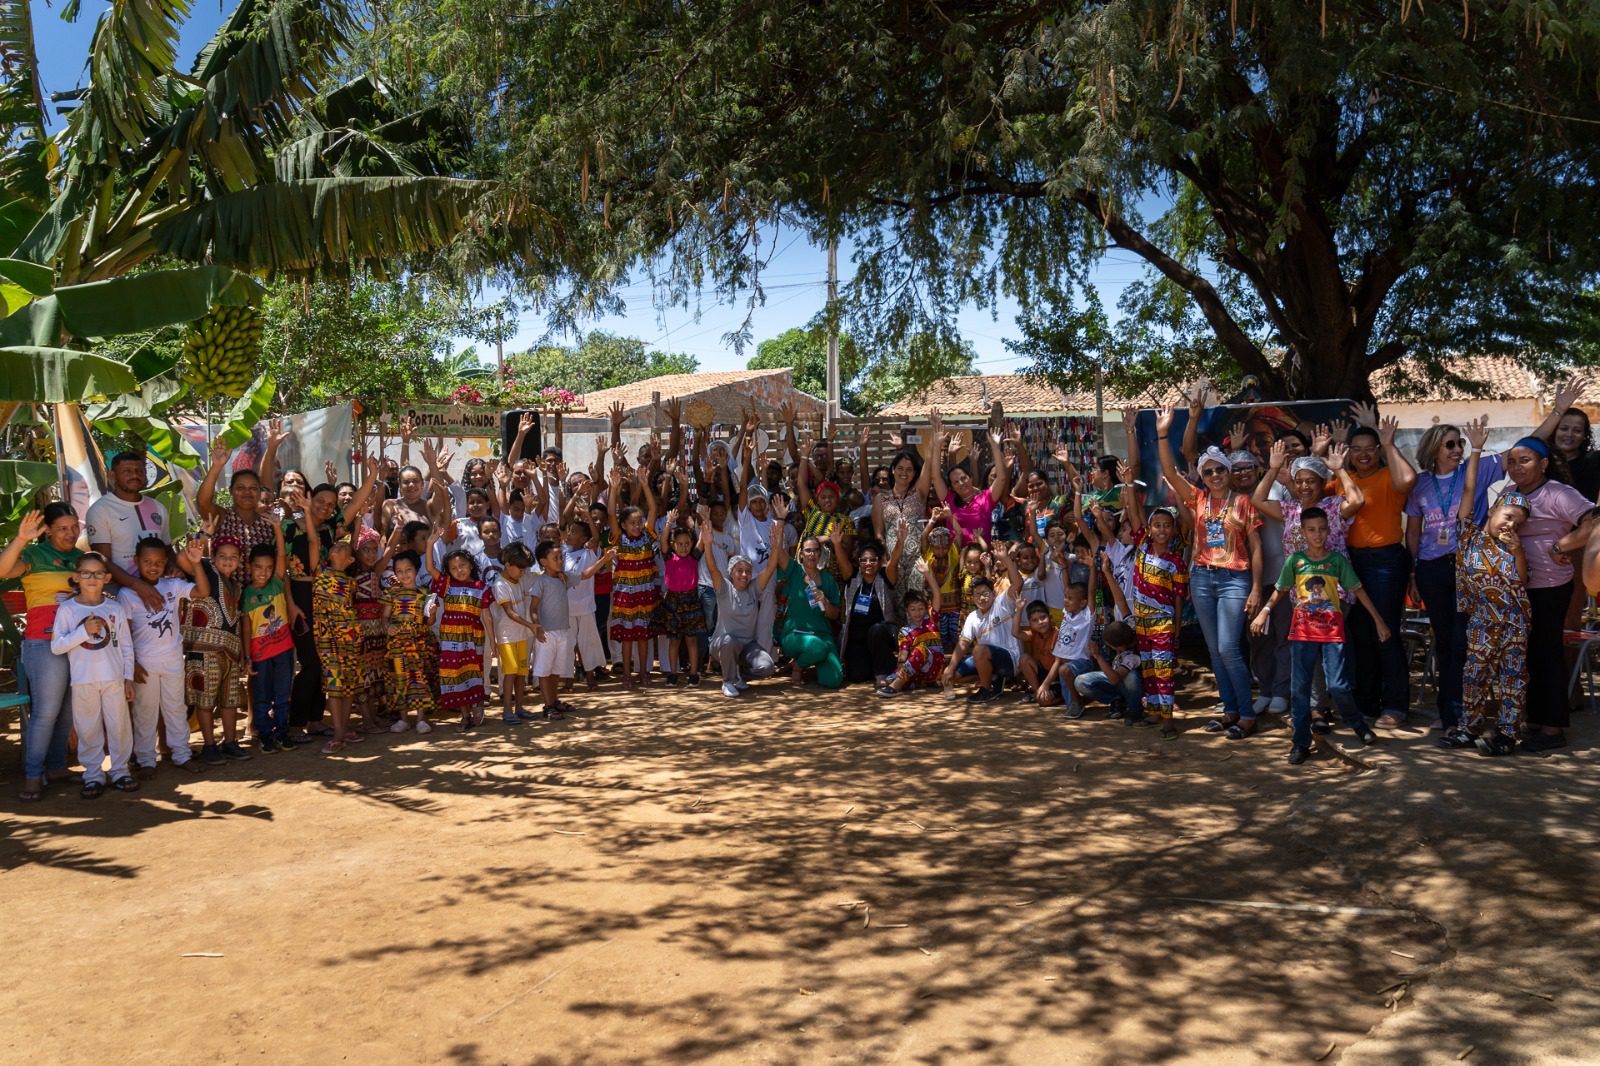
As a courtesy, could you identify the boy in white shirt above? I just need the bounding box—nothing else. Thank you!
[1040,581,1096,719]
[561,520,616,691]
[941,541,1024,703]
[119,535,209,776]
[50,552,138,798]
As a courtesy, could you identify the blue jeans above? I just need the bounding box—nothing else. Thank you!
[1075,667,1144,714]
[250,649,295,742]
[1190,565,1255,719]
[1289,640,1364,750]
[20,639,73,779]
[957,645,1015,680]
[1347,544,1412,718]
[697,584,717,662]
[1052,656,1098,710]
[1412,552,1465,728]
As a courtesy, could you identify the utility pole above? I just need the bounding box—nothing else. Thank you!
[495,306,505,381]
[825,236,840,424]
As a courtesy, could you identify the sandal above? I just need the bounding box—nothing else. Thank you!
[1311,713,1332,735]
[80,781,106,800]
[17,777,44,802]
[111,776,140,793]
[1224,719,1259,740]
[344,730,366,744]
[1203,715,1240,734]
[1160,724,1180,741]
[320,739,345,755]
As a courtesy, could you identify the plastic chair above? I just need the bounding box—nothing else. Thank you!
[1,652,31,762]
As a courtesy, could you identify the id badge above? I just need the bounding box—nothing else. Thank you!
[1435,522,1451,547]
[1204,515,1227,550]
[853,591,874,616]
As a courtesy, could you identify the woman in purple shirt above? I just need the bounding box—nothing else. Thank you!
[927,406,1011,547]
[1503,437,1592,751]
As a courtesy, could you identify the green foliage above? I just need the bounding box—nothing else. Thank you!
[372,0,1600,400]
[747,327,864,405]
[506,331,698,396]
[748,326,973,412]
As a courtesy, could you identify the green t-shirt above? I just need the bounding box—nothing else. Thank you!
[779,559,839,638]
[240,576,294,661]
[1276,550,1362,643]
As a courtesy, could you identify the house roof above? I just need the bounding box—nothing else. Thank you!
[1371,356,1600,404]
[878,373,1190,418]
[580,368,827,426]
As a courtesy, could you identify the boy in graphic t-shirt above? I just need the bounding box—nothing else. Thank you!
[1251,506,1391,766]
[119,534,210,774]
[241,523,299,753]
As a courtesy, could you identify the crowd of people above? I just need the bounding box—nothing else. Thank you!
[6,382,1599,800]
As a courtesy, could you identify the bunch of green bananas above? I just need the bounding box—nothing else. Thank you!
[180,305,262,399]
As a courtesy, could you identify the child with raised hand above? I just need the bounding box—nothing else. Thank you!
[607,461,662,689]
[310,511,364,754]
[184,525,250,764]
[878,564,946,697]
[705,498,785,697]
[1444,418,1532,756]
[562,520,614,691]
[240,522,298,754]
[661,521,708,687]
[920,508,963,651]
[1251,439,1365,555]
[1251,506,1388,764]
[527,539,575,719]
[490,542,539,725]
[1122,485,1188,739]
[51,552,138,798]
[121,533,209,775]
[1017,600,1060,706]
[1040,582,1095,718]
[382,550,438,734]
[425,530,495,731]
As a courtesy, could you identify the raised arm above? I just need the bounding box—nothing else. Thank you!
[271,516,288,582]
[197,443,234,520]
[1252,440,1288,520]
[1459,419,1488,522]
[1121,405,1142,487]
[986,414,1011,503]
[1329,443,1365,517]
[795,425,814,511]
[1180,381,1207,468]
[885,516,909,586]
[258,417,288,499]
[927,408,951,504]
[0,510,44,580]
[1534,376,1583,444]
[1379,415,1417,494]
[1154,405,1199,507]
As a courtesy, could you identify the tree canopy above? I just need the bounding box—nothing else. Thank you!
[506,332,698,396]
[372,0,1600,401]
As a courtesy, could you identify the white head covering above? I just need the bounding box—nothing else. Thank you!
[1198,446,1232,473]
[1289,456,1333,480]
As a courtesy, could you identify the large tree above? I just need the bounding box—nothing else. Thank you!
[372,0,1600,400]
[506,331,698,396]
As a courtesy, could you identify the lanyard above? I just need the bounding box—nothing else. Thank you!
[1425,467,1463,519]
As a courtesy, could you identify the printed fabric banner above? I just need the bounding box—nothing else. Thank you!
[1131,400,1355,505]
[177,404,354,485]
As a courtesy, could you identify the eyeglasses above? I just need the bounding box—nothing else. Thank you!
[76,571,109,580]
[1442,439,1463,450]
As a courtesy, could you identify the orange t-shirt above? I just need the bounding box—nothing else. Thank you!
[1346,469,1406,549]
[1189,492,1262,571]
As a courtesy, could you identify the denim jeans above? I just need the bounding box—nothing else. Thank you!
[1347,544,1412,717]
[1052,656,1098,710]
[697,584,717,663]
[1412,552,1465,728]
[1189,565,1255,719]
[1074,668,1143,714]
[1289,640,1364,750]
[250,648,295,741]
[20,639,73,779]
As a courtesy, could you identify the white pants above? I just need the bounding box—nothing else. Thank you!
[73,679,133,786]
[570,611,605,673]
[756,582,779,655]
[132,669,191,766]
[531,627,574,678]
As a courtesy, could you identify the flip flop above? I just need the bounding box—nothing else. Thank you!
[320,739,345,755]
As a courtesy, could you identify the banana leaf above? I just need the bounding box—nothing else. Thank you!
[0,458,57,493]
[84,370,186,420]
[50,266,261,338]
[218,371,275,448]
[0,257,52,294]
[91,413,202,469]
[0,345,137,401]
[0,292,59,346]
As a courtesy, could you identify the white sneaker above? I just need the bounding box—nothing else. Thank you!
[390,718,410,733]
[721,682,741,697]
[415,719,433,735]
[1267,697,1287,713]
[1252,696,1270,713]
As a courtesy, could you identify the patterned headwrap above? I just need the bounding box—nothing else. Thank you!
[1290,456,1333,481]
[355,525,381,549]
[211,534,242,553]
[1197,446,1232,473]
[815,480,842,498]
[1496,489,1532,513]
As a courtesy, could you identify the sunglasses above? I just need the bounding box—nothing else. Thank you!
[1442,439,1463,449]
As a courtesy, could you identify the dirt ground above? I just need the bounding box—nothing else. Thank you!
[3,669,1599,1065]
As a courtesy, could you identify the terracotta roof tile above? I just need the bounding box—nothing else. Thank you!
[580,368,828,427]
[1371,355,1600,403]
[878,375,1079,417]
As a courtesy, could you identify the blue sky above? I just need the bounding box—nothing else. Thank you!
[34,2,1173,377]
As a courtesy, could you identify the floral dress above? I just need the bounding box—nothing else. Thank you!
[609,527,661,643]
[879,489,927,600]
[436,575,493,709]
[383,585,436,717]
[1456,518,1530,737]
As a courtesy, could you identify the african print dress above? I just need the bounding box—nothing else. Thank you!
[609,528,661,643]
[384,585,436,717]
[313,568,360,699]
[1455,517,1530,737]
[896,615,946,686]
[182,559,245,712]
[436,575,494,709]
[354,569,385,705]
[1131,529,1189,719]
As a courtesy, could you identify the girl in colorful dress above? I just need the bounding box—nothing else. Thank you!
[309,510,363,755]
[183,528,251,763]
[878,564,946,696]
[1122,484,1189,739]
[1444,421,1533,756]
[382,551,438,734]
[425,532,495,729]
[660,523,708,686]
[352,526,396,732]
[606,463,661,689]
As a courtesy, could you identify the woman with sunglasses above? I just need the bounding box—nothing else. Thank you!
[1156,407,1264,738]
[1404,420,1494,737]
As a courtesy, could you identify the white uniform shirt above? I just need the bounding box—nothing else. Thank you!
[960,596,1021,660]
[117,576,194,674]
[50,598,135,683]
[85,493,168,573]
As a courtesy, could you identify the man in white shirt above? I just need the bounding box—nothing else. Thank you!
[86,450,168,610]
[942,542,1025,703]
